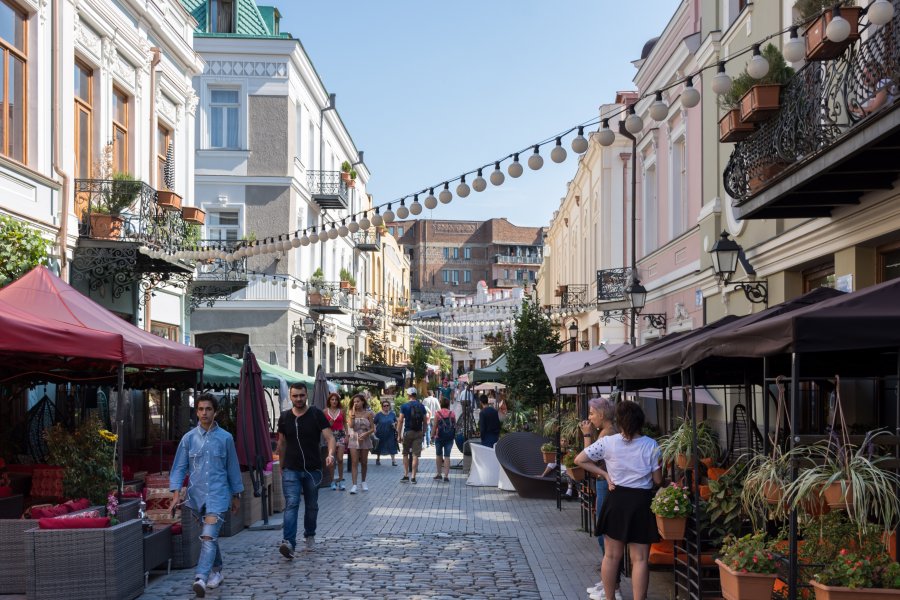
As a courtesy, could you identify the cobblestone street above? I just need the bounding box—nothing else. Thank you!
[138,447,673,599]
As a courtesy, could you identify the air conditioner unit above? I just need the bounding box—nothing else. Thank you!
[450,281,459,286]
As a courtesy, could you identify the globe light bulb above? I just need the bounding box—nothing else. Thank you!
[328,224,339,239]
[783,27,806,63]
[472,169,487,192]
[596,119,615,146]
[527,145,543,170]
[624,105,643,134]
[825,7,851,43]
[371,210,383,227]
[711,61,732,95]
[308,229,319,243]
[359,215,371,229]
[396,201,409,219]
[338,222,349,236]
[383,206,395,222]
[571,126,588,153]
[456,177,470,198]
[649,92,668,122]
[347,219,359,234]
[410,195,423,214]
[868,0,894,26]
[301,232,310,245]
[291,235,302,248]
[424,189,438,209]
[490,162,504,186]
[550,137,567,163]
[747,44,769,80]
[508,154,523,177]
[681,77,701,108]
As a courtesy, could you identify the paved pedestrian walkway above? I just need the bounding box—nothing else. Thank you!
[140,445,673,599]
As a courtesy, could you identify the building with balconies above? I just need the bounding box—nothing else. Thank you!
[183,0,373,373]
[0,0,203,339]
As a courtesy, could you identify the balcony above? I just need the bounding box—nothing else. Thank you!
[493,254,542,265]
[307,170,349,210]
[556,283,590,308]
[307,281,351,314]
[71,178,193,300]
[596,268,633,302]
[354,308,383,331]
[723,11,900,220]
[353,230,381,251]
[493,278,527,288]
[188,240,250,311]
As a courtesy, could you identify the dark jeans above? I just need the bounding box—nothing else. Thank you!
[282,468,321,549]
[481,434,499,448]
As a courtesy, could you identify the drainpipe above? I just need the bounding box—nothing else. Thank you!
[143,48,161,331]
[52,0,70,281]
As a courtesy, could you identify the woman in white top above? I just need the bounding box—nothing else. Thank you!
[575,400,661,600]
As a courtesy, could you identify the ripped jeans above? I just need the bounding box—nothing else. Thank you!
[189,507,224,582]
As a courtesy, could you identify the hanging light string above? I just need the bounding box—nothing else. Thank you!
[409,325,471,351]
[159,2,889,263]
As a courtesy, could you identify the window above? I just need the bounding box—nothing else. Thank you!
[157,124,171,190]
[112,87,128,172]
[464,247,471,260]
[671,138,687,237]
[451,270,459,283]
[74,61,92,179]
[398,226,404,236]
[464,270,471,283]
[209,89,239,148]
[443,247,449,259]
[442,269,449,283]
[150,321,179,341]
[642,164,658,255]
[307,122,315,168]
[207,209,239,242]
[388,227,394,236]
[0,0,25,162]
[209,0,235,33]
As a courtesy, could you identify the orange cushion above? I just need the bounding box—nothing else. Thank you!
[38,516,109,529]
[30,467,64,499]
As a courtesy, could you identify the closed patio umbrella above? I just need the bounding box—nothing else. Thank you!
[236,345,273,524]
[311,365,333,487]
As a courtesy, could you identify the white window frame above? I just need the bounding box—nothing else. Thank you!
[202,203,244,243]
[206,84,243,150]
[669,130,687,239]
[642,160,658,256]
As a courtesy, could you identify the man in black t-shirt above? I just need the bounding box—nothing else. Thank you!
[275,382,335,559]
[478,395,501,448]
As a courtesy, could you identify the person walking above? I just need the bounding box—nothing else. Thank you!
[397,387,427,484]
[169,394,243,598]
[432,397,456,482]
[575,401,662,600]
[347,393,375,494]
[276,382,336,559]
[374,399,399,466]
[324,391,347,491]
[422,390,440,448]
[478,395,501,448]
[581,397,621,600]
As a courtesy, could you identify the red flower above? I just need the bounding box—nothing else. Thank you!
[840,549,849,556]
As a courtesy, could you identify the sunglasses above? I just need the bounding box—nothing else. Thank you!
[382,404,390,407]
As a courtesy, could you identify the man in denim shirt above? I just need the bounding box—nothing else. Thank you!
[170,394,243,597]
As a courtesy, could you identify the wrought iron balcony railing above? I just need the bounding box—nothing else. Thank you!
[354,308,382,331]
[493,254,543,265]
[307,281,351,313]
[597,268,633,302]
[723,9,900,209]
[307,170,349,210]
[353,229,381,251]
[188,240,249,311]
[559,283,589,307]
[75,178,190,252]
[493,278,526,287]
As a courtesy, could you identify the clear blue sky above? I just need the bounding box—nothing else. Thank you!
[275,1,680,227]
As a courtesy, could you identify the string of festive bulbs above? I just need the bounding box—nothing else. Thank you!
[153,1,892,264]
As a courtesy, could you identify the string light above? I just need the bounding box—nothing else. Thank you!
[527,145,543,170]
[550,137,567,163]
[439,182,453,204]
[456,176,470,198]
[490,162,504,186]
[711,61,732,95]
[472,169,487,192]
[424,188,438,209]
[508,153,523,178]
[747,44,769,79]
[783,26,805,63]
[571,126,588,153]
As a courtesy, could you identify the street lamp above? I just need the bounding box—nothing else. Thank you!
[627,280,648,314]
[709,231,768,305]
[568,320,578,352]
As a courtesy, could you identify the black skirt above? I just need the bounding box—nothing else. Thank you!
[595,485,659,545]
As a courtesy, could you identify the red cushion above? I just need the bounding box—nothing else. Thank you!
[38,516,109,529]
[0,486,12,498]
[56,509,100,519]
[170,523,182,534]
[30,467,64,499]
[121,491,141,498]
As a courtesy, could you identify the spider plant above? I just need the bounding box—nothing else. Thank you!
[786,429,900,538]
[658,418,719,468]
[740,445,802,528]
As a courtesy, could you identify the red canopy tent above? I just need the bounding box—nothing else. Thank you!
[0,266,203,382]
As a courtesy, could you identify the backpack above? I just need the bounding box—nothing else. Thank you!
[406,401,426,432]
[436,410,456,442]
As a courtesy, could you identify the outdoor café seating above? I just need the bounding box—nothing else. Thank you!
[494,432,558,499]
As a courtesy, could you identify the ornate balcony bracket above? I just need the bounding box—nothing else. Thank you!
[600,309,667,330]
[734,281,768,305]
[561,284,589,307]
[71,244,139,300]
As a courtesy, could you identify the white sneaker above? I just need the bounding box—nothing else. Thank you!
[192,578,206,597]
[207,571,224,589]
[589,591,605,600]
[349,484,358,494]
[304,536,316,552]
[361,482,369,492]
[615,591,624,600]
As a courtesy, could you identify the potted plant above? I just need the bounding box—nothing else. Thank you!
[308,267,325,305]
[811,548,900,598]
[738,44,795,124]
[90,172,140,239]
[45,417,118,504]
[562,450,585,482]
[719,72,757,143]
[339,267,352,290]
[741,446,796,526]
[658,419,719,471]
[716,533,779,600]
[347,274,357,294]
[540,442,558,464]
[348,169,357,189]
[799,0,862,62]
[651,482,692,540]
[705,465,747,547]
[340,160,352,183]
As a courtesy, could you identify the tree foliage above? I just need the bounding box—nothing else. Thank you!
[427,346,451,378]
[0,215,51,287]
[410,338,428,383]
[483,330,509,362]
[505,297,562,411]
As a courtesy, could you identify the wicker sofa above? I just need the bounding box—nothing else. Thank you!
[24,518,144,600]
[494,432,558,499]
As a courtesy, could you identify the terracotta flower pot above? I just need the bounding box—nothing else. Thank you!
[700,457,714,469]
[567,466,585,482]
[810,579,900,599]
[676,453,696,470]
[885,530,897,562]
[740,84,782,123]
[803,6,862,62]
[339,280,350,290]
[717,559,777,600]
[823,480,853,510]
[181,206,205,225]
[541,451,557,464]
[801,485,831,517]
[341,171,351,183]
[699,484,711,501]
[656,515,687,541]
[707,467,729,481]
[762,481,783,506]
[719,109,756,143]
[157,190,182,211]
[307,292,323,306]
[89,214,123,240]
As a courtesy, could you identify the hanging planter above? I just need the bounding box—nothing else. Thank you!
[823,480,853,510]
[719,109,756,143]
[651,483,691,540]
[181,206,205,225]
[740,84,783,123]
[804,6,862,61]
[157,190,182,211]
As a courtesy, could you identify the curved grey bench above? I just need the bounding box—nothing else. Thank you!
[494,432,558,499]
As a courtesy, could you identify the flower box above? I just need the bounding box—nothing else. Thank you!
[748,161,791,194]
[181,206,205,225]
[804,7,862,62]
[89,214,123,240]
[810,579,900,599]
[156,190,182,211]
[656,515,687,540]
[740,84,782,123]
[566,466,585,482]
[717,559,777,600]
[719,109,756,143]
